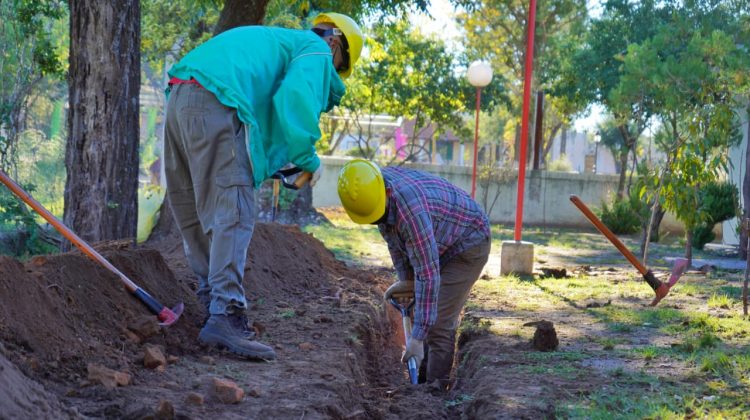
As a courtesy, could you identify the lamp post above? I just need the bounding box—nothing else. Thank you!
[466,60,493,199]
[594,133,601,174]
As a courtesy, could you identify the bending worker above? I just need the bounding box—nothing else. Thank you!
[164,13,363,360]
[337,159,491,388]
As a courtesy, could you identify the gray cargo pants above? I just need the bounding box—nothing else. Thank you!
[425,237,491,386]
[164,83,255,316]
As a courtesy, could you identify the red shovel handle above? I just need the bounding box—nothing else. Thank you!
[570,195,649,275]
[0,169,183,325]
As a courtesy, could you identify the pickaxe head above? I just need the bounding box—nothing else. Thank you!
[157,302,185,326]
[650,258,689,306]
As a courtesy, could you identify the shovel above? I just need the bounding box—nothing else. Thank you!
[0,170,183,326]
[570,195,689,306]
[386,281,418,384]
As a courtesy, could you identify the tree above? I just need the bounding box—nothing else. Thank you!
[0,0,64,174]
[623,15,748,264]
[556,0,670,198]
[459,0,587,167]
[64,1,141,244]
[329,18,496,164]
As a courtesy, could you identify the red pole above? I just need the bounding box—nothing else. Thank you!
[470,86,481,199]
[514,0,537,241]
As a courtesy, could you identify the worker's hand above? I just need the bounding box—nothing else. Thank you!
[310,164,323,187]
[401,337,424,367]
[384,281,415,302]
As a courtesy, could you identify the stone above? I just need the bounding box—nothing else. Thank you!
[86,363,131,389]
[127,316,160,340]
[200,356,215,365]
[500,241,534,276]
[185,392,204,406]
[154,399,174,419]
[298,342,314,351]
[212,377,244,404]
[143,345,167,369]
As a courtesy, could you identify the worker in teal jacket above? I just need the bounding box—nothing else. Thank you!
[164,13,363,360]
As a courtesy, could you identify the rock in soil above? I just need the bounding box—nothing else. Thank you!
[524,320,559,352]
[143,345,167,369]
[87,363,132,389]
[212,377,245,404]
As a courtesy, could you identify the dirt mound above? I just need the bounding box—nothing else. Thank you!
[0,347,78,419]
[0,222,449,418]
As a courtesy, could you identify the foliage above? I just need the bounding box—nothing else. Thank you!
[546,154,573,172]
[461,0,587,163]
[692,181,740,249]
[0,0,66,172]
[325,17,484,162]
[599,194,642,235]
[620,2,749,257]
[0,183,55,256]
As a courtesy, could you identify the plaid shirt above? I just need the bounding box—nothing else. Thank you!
[378,167,490,340]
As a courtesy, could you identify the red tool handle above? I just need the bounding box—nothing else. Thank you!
[0,169,139,291]
[569,195,648,275]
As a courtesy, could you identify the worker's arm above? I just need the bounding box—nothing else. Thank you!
[271,52,345,173]
[380,227,415,284]
[396,205,440,341]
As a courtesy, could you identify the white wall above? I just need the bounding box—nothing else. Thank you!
[723,107,749,245]
[547,130,618,175]
[314,156,684,231]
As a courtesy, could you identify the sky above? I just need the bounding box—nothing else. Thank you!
[409,0,606,134]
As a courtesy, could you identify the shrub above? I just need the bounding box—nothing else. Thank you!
[692,181,739,249]
[599,194,642,234]
[547,154,574,172]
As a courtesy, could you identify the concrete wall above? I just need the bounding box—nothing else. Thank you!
[722,106,748,246]
[313,156,683,230]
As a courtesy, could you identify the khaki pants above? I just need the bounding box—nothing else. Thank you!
[425,237,491,385]
[164,84,255,316]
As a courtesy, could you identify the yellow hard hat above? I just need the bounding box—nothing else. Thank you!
[312,12,364,78]
[337,159,386,224]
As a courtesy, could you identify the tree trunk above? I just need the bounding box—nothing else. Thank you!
[64,0,140,246]
[742,107,750,260]
[640,202,664,257]
[214,0,269,34]
[616,124,635,200]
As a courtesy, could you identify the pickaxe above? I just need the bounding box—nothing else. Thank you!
[570,195,689,306]
[0,170,183,326]
[385,281,419,384]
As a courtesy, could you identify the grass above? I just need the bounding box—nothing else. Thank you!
[306,209,750,417]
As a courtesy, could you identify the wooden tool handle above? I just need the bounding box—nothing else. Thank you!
[294,171,313,189]
[569,195,648,275]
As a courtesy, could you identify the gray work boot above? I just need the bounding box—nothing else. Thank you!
[199,313,275,360]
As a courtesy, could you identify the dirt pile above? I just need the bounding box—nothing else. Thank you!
[0,347,78,419]
[0,222,449,418]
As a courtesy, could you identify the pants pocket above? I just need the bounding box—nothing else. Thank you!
[214,175,254,225]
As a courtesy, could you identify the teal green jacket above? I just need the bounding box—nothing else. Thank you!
[168,26,345,186]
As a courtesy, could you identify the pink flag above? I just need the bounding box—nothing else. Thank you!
[394,127,407,159]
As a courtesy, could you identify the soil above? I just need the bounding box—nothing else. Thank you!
[1,220,737,419]
[0,223,448,419]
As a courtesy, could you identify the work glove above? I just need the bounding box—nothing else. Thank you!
[310,164,323,187]
[401,336,424,367]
